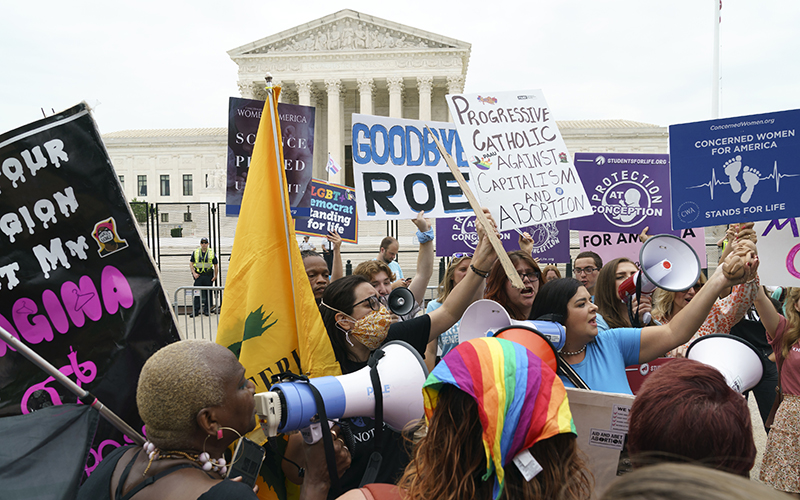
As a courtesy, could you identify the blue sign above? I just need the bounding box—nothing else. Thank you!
[669,109,800,229]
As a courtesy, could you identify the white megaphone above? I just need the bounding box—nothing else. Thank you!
[459,299,566,351]
[618,234,701,324]
[686,334,765,393]
[253,341,428,441]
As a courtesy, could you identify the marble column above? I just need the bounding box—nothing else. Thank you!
[296,79,313,106]
[387,76,404,119]
[325,78,343,184]
[417,76,433,121]
[237,81,254,99]
[357,78,374,116]
[446,75,466,122]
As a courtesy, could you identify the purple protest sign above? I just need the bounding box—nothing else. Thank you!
[226,97,315,217]
[436,216,570,264]
[578,228,708,268]
[570,153,672,233]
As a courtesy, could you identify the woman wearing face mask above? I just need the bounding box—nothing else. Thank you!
[284,211,499,497]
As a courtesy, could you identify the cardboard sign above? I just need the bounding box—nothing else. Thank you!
[566,388,635,497]
[571,152,672,233]
[0,103,179,473]
[669,109,800,229]
[295,179,358,243]
[352,114,474,220]
[446,89,592,231]
[226,97,315,217]
[754,218,800,286]
[435,216,569,264]
[578,228,708,268]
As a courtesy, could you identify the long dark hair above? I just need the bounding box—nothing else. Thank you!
[529,278,583,324]
[319,274,369,370]
[594,258,634,328]
[399,385,593,500]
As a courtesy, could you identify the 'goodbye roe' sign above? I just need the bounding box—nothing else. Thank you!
[352,114,474,220]
[446,89,591,231]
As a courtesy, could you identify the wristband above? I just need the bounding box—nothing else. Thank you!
[416,228,434,244]
[470,264,490,278]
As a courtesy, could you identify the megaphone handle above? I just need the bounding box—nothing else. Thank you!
[305,382,342,495]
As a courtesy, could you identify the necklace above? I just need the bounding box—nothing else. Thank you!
[142,441,227,477]
[560,345,587,356]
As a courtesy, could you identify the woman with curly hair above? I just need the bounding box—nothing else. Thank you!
[484,250,545,320]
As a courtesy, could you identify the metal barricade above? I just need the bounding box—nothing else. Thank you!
[173,286,225,341]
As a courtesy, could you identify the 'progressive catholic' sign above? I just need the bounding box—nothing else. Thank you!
[669,109,800,229]
[446,89,592,231]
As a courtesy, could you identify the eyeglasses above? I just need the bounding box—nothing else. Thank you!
[518,270,541,282]
[452,252,473,259]
[352,295,381,311]
[574,266,599,275]
[692,283,704,292]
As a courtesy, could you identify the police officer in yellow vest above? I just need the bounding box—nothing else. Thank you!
[190,237,218,316]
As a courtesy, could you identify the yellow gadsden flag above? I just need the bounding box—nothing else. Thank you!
[216,84,341,499]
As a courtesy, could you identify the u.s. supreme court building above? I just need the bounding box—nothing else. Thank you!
[104,9,709,276]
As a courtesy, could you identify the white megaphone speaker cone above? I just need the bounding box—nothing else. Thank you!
[459,299,513,344]
[254,341,428,437]
[619,234,701,304]
[686,334,765,393]
[387,287,415,316]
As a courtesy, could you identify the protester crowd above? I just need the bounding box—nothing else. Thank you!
[80,215,800,500]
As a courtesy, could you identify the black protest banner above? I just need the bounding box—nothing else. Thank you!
[0,103,179,477]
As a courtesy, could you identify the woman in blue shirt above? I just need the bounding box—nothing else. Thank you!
[529,242,758,394]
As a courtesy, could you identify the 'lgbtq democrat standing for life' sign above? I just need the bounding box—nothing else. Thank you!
[669,108,800,229]
[570,152,672,234]
[352,114,474,220]
[446,89,591,231]
[295,179,358,243]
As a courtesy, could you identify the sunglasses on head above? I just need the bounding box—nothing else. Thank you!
[452,253,473,259]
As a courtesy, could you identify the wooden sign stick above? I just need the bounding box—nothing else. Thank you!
[425,125,525,289]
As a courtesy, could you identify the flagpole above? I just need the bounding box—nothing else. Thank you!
[712,0,721,118]
[0,325,146,445]
[265,74,305,363]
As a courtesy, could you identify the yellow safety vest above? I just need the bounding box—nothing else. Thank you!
[193,248,215,273]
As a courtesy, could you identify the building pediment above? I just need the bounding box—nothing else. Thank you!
[227,9,470,56]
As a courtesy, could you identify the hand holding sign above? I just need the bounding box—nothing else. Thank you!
[425,125,524,289]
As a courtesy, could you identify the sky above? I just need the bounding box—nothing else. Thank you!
[2,0,799,135]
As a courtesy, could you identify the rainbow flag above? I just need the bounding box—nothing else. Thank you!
[216,84,341,500]
[423,337,575,499]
